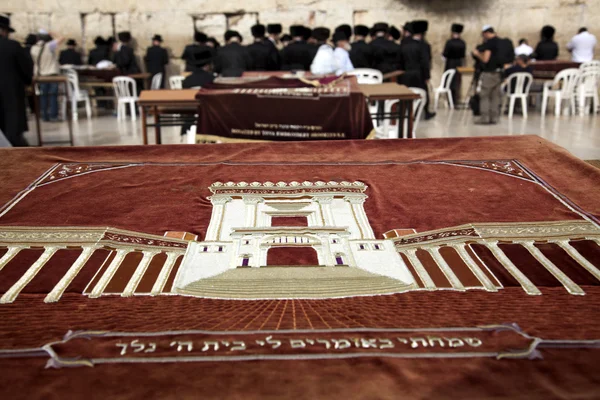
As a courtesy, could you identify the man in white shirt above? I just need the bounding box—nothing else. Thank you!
[332,31,354,75]
[310,27,336,75]
[30,29,64,122]
[567,27,597,62]
[514,38,534,57]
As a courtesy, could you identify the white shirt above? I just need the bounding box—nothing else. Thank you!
[567,31,597,62]
[310,44,337,75]
[514,43,534,56]
[333,47,354,75]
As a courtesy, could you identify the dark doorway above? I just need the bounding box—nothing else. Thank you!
[266,247,319,266]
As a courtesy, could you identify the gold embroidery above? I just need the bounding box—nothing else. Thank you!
[151,253,180,295]
[121,250,160,297]
[485,241,541,295]
[45,246,97,303]
[450,244,498,292]
[89,249,129,298]
[553,240,600,282]
[423,246,466,291]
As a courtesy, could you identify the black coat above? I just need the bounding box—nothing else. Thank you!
[247,40,279,71]
[145,45,169,76]
[214,43,253,77]
[369,37,400,74]
[263,38,282,70]
[350,40,374,68]
[181,44,215,72]
[398,37,429,89]
[0,37,33,146]
[59,48,82,65]
[182,70,215,88]
[443,38,466,70]
[88,45,109,65]
[534,40,559,61]
[281,41,316,71]
[113,44,140,74]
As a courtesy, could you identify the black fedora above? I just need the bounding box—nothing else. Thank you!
[152,34,163,42]
[0,14,15,33]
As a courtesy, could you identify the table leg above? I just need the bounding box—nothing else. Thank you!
[33,86,42,146]
[141,106,148,145]
[406,99,414,139]
[153,106,162,145]
[398,100,406,139]
[64,82,74,146]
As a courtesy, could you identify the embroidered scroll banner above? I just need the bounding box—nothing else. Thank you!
[1,324,595,368]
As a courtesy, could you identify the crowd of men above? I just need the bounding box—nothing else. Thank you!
[0,10,598,146]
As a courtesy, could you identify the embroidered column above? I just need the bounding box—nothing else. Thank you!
[553,239,600,282]
[89,248,129,298]
[1,246,63,304]
[314,196,334,226]
[423,246,465,291]
[520,240,584,295]
[400,248,436,289]
[318,234,335,266]
[151,252,180,295]
[121,250,160,297]
[344,196,375,239]
[205,196,232,241]
[242,196,263,228]
[45,246,96,303]
[450,243,497,291]
[485,241,541,295]
[0,246,27,272]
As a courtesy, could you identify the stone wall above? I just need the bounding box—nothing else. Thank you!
[3,0,598,81]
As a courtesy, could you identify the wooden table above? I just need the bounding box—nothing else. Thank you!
[359,83,420,139]
[382,70,405,82]
[138,89,199,144]
[32,76,74,146]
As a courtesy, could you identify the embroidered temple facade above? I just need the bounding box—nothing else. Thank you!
[173,181,415,293]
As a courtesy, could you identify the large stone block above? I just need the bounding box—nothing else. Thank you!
[83,13,114,50]
[50,12,82,45]
[194,14,227,43]
[227,13,259,45]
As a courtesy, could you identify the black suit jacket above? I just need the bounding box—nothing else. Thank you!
[350,40,374,68]
[443,38,466,70]
[247,40,279,71]
[181,44,215,72]
[182,70,215,88]
[281,41,315,71]
[0,37,33,146]
[369,37,400,74]
[59,48,82,65]
[534,40,559,60]
[214,43,253,77]
[398,37,430,88]
[145,45,169,75]
[88,46,109,65]
[113,44,140,74]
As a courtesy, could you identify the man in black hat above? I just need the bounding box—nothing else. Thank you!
[182,31,214,72]
[310,27,335,75]
[213,30,252,77]
[411,20,435,119]
[350,25,373,68]
[280,34,292,48]
[0,14,34,146]
[369,22,399,74]
[335,25,352,42]
[113,31,140,74]
[388,26,401,44]
[144,34,169,88]
[59,39,82,66]
[88,37,109,66]
[266,24,282,49]
[248,24,279,71]
[183,49,215,89]
[534,25,559,60]
[281,25,315,71]
[398,23,429,92]
[443,23,466,105]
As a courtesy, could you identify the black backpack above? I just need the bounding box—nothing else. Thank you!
[496,38,515,66]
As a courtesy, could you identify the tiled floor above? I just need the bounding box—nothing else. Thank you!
[24,106,600,160]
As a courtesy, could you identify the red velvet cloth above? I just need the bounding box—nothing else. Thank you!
[0,136,599,399]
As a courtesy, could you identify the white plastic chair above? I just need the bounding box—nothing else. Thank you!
[501,72,533,118]
[575,69,599,115]
[169,75,185,90]
[434,69,456,110]
[60,68,92,121]
[377,87,426,139]
[541,68,580,117]
[346,68,383,84]
[112,76,138,121]
[151,73,163,90]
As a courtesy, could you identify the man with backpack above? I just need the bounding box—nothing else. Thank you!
[472,25,509,125]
